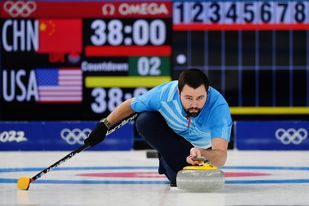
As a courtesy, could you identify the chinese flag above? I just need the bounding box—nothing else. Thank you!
[38,19,82,53]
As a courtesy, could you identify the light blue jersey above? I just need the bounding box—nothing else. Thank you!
[131,81,232,149]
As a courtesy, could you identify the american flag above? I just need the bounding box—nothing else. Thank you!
[36,68,82,103]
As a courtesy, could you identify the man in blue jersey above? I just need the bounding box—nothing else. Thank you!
[84,69,232,186]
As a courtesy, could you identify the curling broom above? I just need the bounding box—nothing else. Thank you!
[17,113,137,190]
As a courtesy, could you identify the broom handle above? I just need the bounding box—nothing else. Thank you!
[30,113,138,182]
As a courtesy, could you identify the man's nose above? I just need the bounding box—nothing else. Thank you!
[190,100,198,107]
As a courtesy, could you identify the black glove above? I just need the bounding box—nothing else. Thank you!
[84,122,108,146]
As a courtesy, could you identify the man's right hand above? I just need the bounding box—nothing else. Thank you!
[84,122,108,146]
[186,147,204,165]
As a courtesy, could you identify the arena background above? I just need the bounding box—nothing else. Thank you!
[0,0,308,151]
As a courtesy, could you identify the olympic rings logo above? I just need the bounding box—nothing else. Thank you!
[275,128,308,145]
[60,128,92,145]
[3,1,37,17]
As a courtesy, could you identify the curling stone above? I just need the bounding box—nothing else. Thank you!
[176,158,224,192]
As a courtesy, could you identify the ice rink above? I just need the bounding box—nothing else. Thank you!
[1,150,309,206]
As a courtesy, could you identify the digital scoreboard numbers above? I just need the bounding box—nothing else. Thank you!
[0,1,172,120]
[172,1,309,115]
[1,0,308,120]
[173,1,309,26]
[82,2,172,117]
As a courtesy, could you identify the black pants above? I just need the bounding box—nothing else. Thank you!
[135,112,193,183]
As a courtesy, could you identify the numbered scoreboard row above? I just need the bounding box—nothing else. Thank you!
[0,86,170,120]
[173,1,309,25]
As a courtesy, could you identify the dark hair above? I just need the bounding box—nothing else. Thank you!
[178,68,209,92]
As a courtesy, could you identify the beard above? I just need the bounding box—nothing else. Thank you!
[184,107,202,117]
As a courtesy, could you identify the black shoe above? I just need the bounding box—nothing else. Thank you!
[170,182,177,187]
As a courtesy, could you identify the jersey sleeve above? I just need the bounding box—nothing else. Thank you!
[130,83,166,112]
[209,104,232,142]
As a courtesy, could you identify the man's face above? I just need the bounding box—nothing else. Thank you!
[179,84,207,117]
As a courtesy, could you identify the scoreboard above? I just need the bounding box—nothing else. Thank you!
[172,1,309,116]
[0,1,172,120]
[0,0,309,121]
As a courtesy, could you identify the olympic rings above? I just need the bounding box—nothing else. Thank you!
[60,128,92,145]
[275,128,308,145]
[3,1,37,17]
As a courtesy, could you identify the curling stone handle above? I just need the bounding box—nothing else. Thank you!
[191,156,208,162]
